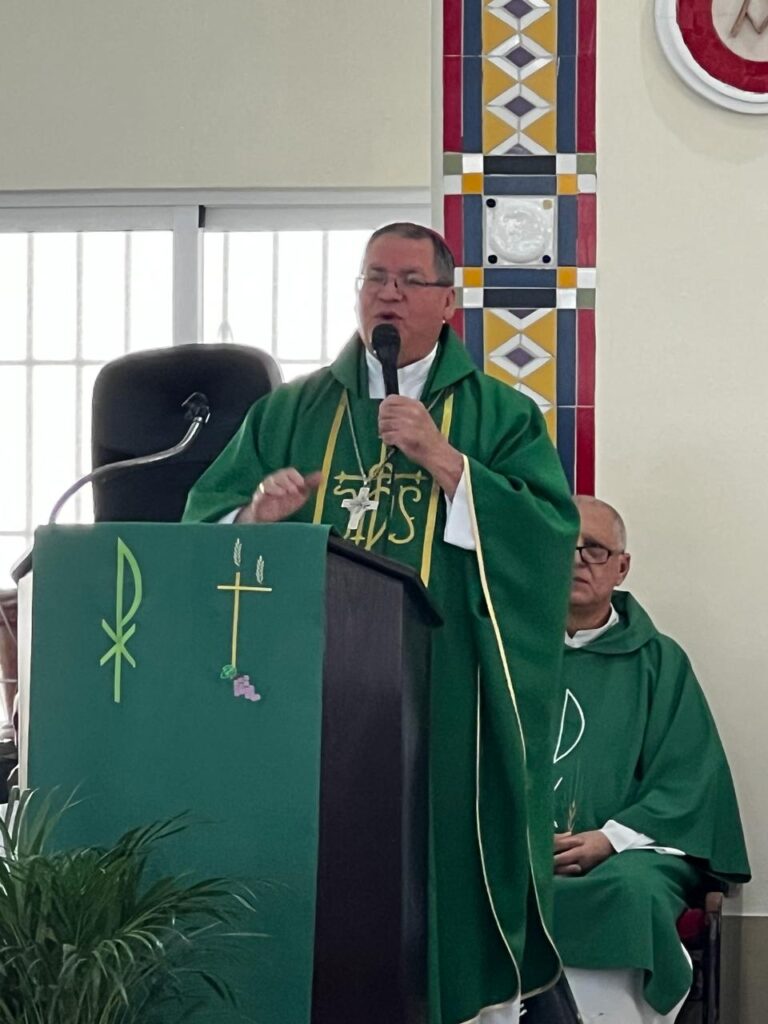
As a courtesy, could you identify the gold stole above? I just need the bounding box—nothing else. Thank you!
[312,391,455,585]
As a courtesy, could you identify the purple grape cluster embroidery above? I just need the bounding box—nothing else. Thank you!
[233,674,261,702]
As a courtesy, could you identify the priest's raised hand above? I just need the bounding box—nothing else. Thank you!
[378,395,463,499]
[553,830,615,876]
[236,468,324,524]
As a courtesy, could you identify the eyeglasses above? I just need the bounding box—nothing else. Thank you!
[574,544,623,565]
[355,271,453,294]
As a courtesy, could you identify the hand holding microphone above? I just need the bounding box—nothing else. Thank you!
[372,323,443,467]
[371,323,463,498]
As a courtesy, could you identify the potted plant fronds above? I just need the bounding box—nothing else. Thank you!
[0,787,258,1023]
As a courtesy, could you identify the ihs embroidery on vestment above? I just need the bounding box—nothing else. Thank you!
[333,462,429,548]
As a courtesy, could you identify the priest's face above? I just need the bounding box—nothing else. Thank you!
[356,234,456,366]
[570,500,631,614]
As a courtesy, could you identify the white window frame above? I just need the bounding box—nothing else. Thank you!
[0,188,431,346]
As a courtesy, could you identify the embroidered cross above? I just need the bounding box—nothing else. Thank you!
[216,571,272,669]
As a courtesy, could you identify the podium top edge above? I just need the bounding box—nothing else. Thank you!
[12,531,442,627]
[327,536,442,626]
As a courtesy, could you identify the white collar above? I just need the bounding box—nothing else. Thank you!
[564,604,620,649]
[364,343,438,400]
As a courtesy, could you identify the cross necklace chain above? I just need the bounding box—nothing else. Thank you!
[340,388,447,532]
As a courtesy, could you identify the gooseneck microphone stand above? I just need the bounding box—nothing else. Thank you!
[47,391,211,525]
[11,393,210,585]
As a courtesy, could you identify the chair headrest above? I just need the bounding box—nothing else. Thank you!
[92,343,282,460]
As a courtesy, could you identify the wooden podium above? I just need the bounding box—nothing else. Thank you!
[18,524,440,1024]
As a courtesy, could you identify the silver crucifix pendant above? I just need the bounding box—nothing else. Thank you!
[341,485,379,532]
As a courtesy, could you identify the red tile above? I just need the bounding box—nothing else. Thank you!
[577,193,597,267]
[444,0,462,56]
[443,195,464,267]
[443,57,462,152]
[450,308,465,338]
[576,407,595,497]
[577,309,595,406]
[578,0,597,56]
[577,55,596,153]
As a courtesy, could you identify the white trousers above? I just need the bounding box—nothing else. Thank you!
[565,966,689,1024]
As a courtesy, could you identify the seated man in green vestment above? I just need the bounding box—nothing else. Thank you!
[552,496,750,1024]
[183,223,580,1024]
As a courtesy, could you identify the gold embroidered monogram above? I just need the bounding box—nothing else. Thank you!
[313,388,455,585]
[332,462,430,549]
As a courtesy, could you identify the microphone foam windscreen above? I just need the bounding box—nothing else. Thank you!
[371,323,401,365]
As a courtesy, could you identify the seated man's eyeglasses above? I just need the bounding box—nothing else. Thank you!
[355,271,453,293]
[575,544,623,565]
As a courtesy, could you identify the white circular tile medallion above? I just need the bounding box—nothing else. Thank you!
[655,0,768,113]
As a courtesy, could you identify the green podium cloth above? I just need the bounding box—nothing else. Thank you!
[27,522,331,1023]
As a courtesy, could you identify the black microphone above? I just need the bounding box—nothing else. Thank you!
[371,323,401,396]
[46,391,211,526]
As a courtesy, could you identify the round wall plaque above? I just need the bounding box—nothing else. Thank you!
[655,0,768,113]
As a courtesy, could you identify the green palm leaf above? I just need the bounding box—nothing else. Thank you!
[0,787,261,1024]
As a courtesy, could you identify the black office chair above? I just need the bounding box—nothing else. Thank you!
[91,343,281,522]
[678,890,727,1024]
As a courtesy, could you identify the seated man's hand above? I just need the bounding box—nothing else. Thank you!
[236,468,323,524]
[553,830,615,876]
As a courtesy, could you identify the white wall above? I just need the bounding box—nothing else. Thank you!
[597,2,768,914]
[0,0,431,191]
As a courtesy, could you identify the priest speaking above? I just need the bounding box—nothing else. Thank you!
[183,222,579,1024]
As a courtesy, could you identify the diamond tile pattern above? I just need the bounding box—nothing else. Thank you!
[444,0,597,488]
[506,95,536,117]
[507,44,536,67]
[504,0,533,17]
[507,346,535,369]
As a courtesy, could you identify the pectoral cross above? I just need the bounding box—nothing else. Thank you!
[216,571,272,668]
[341,486,379,531]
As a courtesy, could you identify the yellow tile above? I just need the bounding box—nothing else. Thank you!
[523,110,556,152]
[524,309,557,354]
[524,61,557,105]
[462,173,484,194]
[557,268,577,288]
[557,174,579,194]
[483,109,515,154]
[523,359,556,405]
[483,57,517,105]
[484,310,517,350]
[464,267,484,287]
[482,9,517,54]
[524,10,557,54]
[544,406,556,444]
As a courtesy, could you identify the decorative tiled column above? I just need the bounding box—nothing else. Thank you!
[441,0,596,493]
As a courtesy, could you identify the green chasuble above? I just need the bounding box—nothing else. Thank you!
[184,327,579,1023]
[552,590,750,1014]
